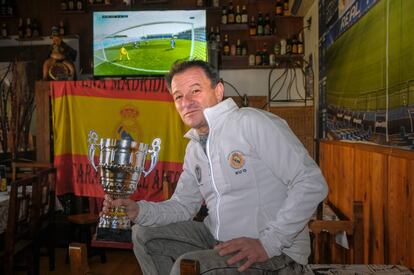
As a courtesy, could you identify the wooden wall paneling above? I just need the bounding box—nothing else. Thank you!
[387,156,408,266]
[319,142,334,201]
[354,149,387,263]
[407,159,414,268]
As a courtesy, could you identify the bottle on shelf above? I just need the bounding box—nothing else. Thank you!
[215,26,221,45]
[283,0,290,16]
[32,19,40,37]
[235,5,241,24]
[212,0,219,8]
[1,23,7,38]
[286,38,292,54]
[241,5,248,24]
[67,0,75,10]
[264,13,271,35]
[262,43,269,65]
[196,0,204,8]
[256,12,264,36]
[59,20,65,36]
[227,1,234,24]
[241,43,247,56]
[221,5,227,25]
[297,32,304,54]
[61,0,68,11]
[249,54,255,66]
[76,0,83,10]
[291,36,298,54]
[255,50,262,66]
[104,0,111,4]
[17,17,24,39]
[25,17,32,38]
[269,52,276,66]
[223,34,230,56]
[274,41,281,56]
[280,38,287,55]
[276,0,283,16]
[209,26,215,42]
[230,42,236,56]
[236,39,241,56]
[249,16,256,36]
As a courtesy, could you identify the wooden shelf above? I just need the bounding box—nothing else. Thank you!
[15,37,44,41]
[60,10,86,14]
[220,54,304,70]
[221,24,249,31]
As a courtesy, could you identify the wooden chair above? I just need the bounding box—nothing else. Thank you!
[0,175,38,275]
[11,161,51,181]
[11,161,57,271]
[308,201,364,264]
[31,167,57,271]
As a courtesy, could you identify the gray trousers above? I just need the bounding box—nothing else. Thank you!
[132,221,305,275]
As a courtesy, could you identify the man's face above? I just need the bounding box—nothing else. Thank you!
[171,67,224,135]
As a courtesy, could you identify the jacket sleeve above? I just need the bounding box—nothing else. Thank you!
[246,110,328,258]
[134,146,204,227]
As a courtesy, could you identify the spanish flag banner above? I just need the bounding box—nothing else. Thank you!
[51,79,188,201]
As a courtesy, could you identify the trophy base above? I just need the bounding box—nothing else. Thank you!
[96,227,132,243]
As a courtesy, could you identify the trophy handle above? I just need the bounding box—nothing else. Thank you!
[143,138,161,177]
[88,130,99,172]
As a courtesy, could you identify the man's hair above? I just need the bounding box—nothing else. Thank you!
[165,60,220,91]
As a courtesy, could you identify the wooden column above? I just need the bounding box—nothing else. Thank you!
[34,81,51,162]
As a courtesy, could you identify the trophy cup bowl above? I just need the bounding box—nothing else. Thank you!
[88,130,161,242]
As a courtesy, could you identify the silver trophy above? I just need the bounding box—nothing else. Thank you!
[88,130,161,242]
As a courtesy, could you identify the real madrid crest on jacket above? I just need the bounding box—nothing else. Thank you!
[136,98,327,265]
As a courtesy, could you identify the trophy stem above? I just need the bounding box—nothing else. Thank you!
[96,206,132,242]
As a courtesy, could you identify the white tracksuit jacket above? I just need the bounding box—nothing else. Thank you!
[135,98,328,265]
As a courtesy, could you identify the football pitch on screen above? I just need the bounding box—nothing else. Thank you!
[94,39,206,76]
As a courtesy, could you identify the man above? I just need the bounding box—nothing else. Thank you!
[119,45,130,61]
[104,60,328,274]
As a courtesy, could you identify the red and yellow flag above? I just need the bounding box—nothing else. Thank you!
[51,79,188,201]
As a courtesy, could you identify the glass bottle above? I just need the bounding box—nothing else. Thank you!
[249,16,256,36]
[297,32,304,54]
[256,12,264,36]
[59,20,65,36]
[61,0,68,11]
[17,17,24,39]
[241,5,248,24]
[261,43,269,65]
[227,1,234,24]
[221,5,227,25]
[235,5,241,24]
[236,39,242,55]
[264,13,271,35]
[1,23,7,38]
[223,34,230,55]
[76,0,83,10]
[25,17,32,38]
[67,0,75,10]
[276,0,283,16]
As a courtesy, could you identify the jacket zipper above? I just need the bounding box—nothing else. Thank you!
[204,118,221,240]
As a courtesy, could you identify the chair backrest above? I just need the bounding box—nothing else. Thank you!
[31,167,57,235]
[12,161,52,182]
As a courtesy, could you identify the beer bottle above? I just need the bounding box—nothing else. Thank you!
[76,0,83,10]
[227,1,234,24]
[249,16,256,36]
[236,39,242,56]
[297,32,304,54]
[276,0,283,16]
[196,0,204,7]
[221,5,227,25]
[59,20,65,36]
[32,19,40,37]
[61,0,68,11]
[257,12,264,36]
[17,17,24,39]
[223,34,230,55]
[283,0,290,16]
[235,5,241,24]
[215,26,221,44]
[25,17,32,38]
[212,0,219,8]
[261,43,269,65]
[291,36,298,54]
[1,23,7,38]
[255,50,262,66]
[264,13,271,35]
[68,0,75,10]
[241,5,248,24]
[209,26,215,42]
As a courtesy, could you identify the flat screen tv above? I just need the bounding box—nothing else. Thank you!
[93,10,207,77]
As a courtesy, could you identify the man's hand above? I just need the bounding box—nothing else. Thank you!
[215,237,269,272]
[102,194,139,221]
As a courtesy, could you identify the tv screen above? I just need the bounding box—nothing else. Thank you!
[93,10,207,77]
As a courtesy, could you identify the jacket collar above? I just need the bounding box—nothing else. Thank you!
[184,98,239,141]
